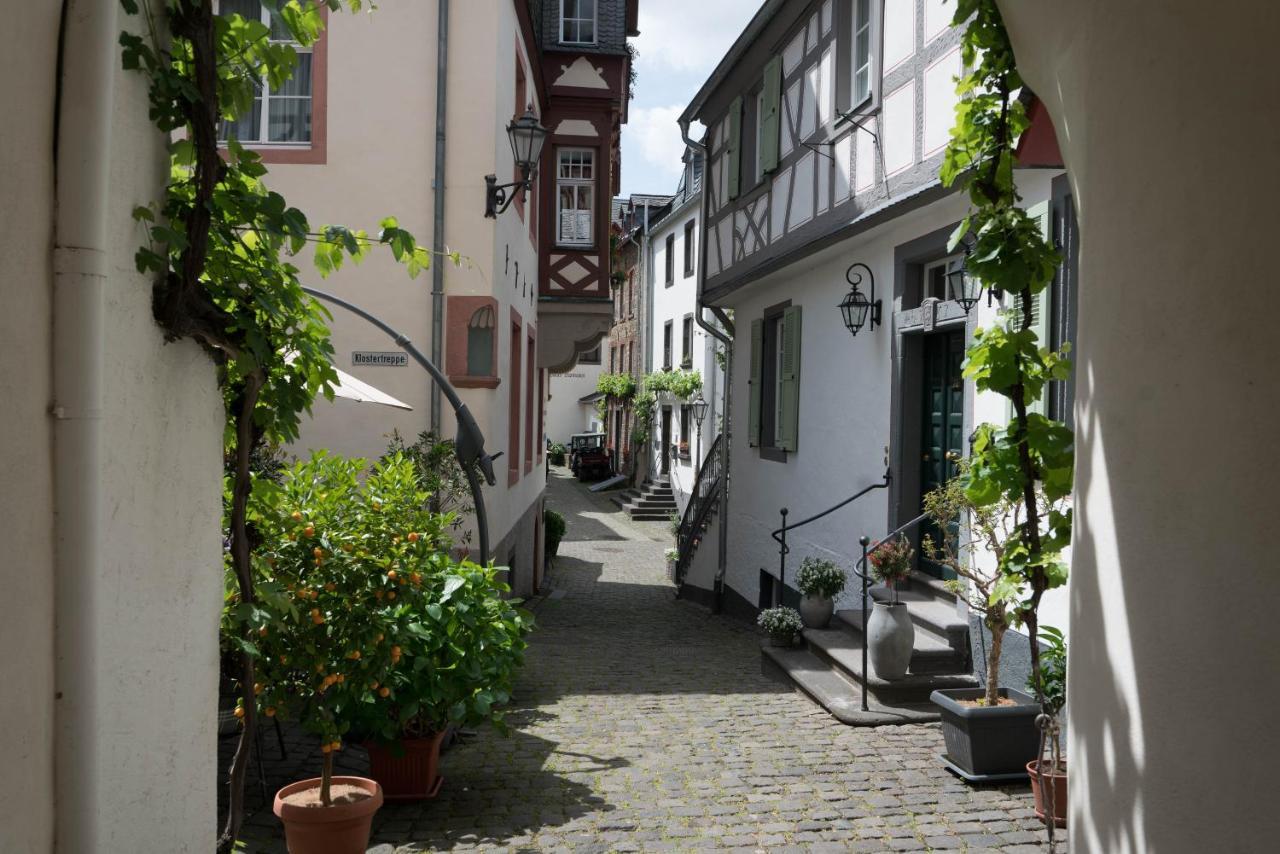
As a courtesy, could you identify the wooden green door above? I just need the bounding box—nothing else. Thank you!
[919,331,965,579]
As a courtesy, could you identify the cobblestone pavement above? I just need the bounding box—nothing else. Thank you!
[232,468,1062,852]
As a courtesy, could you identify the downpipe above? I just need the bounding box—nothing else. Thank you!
[429,0,449,434]
[680,117,734,614]
[52,0,116,848]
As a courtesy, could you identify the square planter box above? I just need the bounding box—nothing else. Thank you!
[931,687,1040,779]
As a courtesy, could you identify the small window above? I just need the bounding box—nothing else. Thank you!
[683,221,696,276]
[218,0,314,145]
[466,306,496,376]
[663,321,674,370]
[852,0,874,108]
[579,345,601,365]
[609,346,616,372]
[665,234,675,285]
[681,316,694,367]
[679,405,692,457]
[921,255,963,308]
[560,0,597,45]
[556,148,594,246]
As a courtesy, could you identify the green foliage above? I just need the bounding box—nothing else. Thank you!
[940,0,1073,641]
[1030,625,1067,718]
[643,369,702,400]
[382,430,477,547]
[548,443,567,466]
[544,508,566,558]
[596,372,637,399]
[795,557,846,600]
[236,452,532,746]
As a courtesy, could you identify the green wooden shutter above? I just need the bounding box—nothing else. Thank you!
[1018,202,1052,417]
[777,306,802,452]
[727,95,743,200]
[748,319,763,447]
[760,57,782,175]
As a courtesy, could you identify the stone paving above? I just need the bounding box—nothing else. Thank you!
[229,467,1062,852]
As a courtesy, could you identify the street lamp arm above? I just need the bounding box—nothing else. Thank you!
[301,286,496,564]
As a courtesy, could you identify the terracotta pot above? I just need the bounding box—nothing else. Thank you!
[365,732,446,802]
[273,776,382,854]
[1027,759,1068,828]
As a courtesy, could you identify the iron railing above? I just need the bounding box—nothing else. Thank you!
[674,434,724,585]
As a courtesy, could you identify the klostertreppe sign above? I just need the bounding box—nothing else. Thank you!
[352,351,408,367]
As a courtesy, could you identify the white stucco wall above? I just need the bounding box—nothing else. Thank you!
[0,5,223,850]
[719,176,1067,638]
[547,361,605,445]
[0,5,61,850]
[647,201,724,511]
[1000,2,1280,850]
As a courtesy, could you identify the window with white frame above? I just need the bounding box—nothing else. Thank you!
[557,149,595,246]
[852,0,874,108]
[560,0,597,45]
[922,255,964,307]
[217,0,314,145]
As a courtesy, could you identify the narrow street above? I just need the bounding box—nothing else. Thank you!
[232,469,1058,852]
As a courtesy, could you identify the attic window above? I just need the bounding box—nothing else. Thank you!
[560,0,597,45]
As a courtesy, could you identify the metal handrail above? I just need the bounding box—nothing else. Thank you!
[674,434,724,585]
[770,469,891,594]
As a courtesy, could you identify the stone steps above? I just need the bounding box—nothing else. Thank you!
[764,569,977,725]
[612,477,678,522]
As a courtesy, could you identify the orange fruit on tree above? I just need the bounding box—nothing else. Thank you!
[407,532,420,543]
[303,525,315,538]
[324,583,336,592]
[378,686,390,698]
[291,511,303,522]
[387,569,398,582]
[369,680,379,690]
[253,682,263,695]
[265,707,276,717]
[387,591,396,601]
[313,547,324,559]
[258,626,268,637]
[234,706,245,719]
[321,743,332,754]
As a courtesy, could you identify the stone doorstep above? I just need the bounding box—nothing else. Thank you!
[800,625,976,704]
[841,588,970,655]
[760,643,943,727]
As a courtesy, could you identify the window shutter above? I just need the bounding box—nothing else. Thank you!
[748,318,763,447]
[760,56,782,175]
[727,96,743,200]
[1021,202,1052,416]
[777,306,802,452]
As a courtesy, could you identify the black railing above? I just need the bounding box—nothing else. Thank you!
[674,434,724,585]
[770,469,892,595]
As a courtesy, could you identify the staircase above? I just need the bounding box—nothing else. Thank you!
[612,476,678,521]
[761,570,978,726]
[673,435,724,586]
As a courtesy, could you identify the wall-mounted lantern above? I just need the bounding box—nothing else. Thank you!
[484,108,549,218]
[839,262,882,336]
[947,254,983,313]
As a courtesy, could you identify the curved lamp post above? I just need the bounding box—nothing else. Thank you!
[839,262,882,336]
[302,286,499,565]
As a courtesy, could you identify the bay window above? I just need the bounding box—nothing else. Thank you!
[557,148,595,246]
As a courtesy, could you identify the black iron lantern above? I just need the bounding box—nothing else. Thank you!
[484,108,549,218]
[839,262,882,336]
[947,257,983,314]
[692,390,709,428]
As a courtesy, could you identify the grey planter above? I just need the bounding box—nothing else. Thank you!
[930,687,1041,779]
[867,601,914,680]
[799,594,834,629]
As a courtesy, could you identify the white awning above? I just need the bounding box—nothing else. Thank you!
[285,352,413,411]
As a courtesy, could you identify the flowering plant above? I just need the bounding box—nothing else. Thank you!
[868,536,914,604]
[757,606,803,643]
[795,557,846,600]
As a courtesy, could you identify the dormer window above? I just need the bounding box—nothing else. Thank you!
[560,0,597,45]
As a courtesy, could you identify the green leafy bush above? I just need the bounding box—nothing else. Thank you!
[544,509,567,558]
[795,557,846,600]
[383,430,477,548]
[597,373,637,399]
[548,443,567,466]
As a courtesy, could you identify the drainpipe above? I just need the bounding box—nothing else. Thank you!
[680,118,733,613]
[52,0,116,848]
[430,0,449,434]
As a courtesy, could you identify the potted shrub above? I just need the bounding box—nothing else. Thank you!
[866,536,916,680]
[241,452,428,854]
[664,547,679,581]
[544,508,566,560]
[794,556,846,629]
[548,443,567,466]
[359,561,533,802]
[923,461,1066,778]
[757,606,803,647]
[1026,626,1067,827]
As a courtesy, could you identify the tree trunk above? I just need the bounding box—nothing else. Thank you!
[985,620,1006,707]
[321,749,334,807]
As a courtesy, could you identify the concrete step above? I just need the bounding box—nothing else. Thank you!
[630,510,676,521]
[859,587,970,654]
[807,618,970,684]
[760,643,943,726]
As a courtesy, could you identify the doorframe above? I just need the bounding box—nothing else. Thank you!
[660,405,673,475]
[888,222,978,547]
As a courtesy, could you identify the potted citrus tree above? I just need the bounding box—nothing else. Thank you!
[795,556,846,629]
[1026,626,1067,826]
[357,558,533,801]
[866,536,915,680]
[238,451,439,854]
